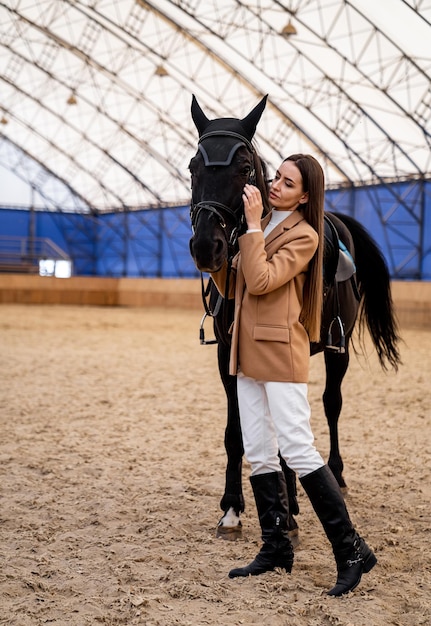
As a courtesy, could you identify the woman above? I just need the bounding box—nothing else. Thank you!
[211,154,377,596]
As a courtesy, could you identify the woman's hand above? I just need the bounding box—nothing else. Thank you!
[242,184,263,231]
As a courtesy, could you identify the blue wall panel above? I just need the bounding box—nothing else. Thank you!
[0,208,30,236]
[94,207,198,277]
[1,179,430,279]
[325,180,431,280]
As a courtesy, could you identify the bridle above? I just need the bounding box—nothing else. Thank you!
[190,129,256,252]
[192,201,239,344]
[190,200,244,254]
[190,129,256,344]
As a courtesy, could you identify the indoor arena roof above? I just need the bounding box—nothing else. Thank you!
[0,0,430,212]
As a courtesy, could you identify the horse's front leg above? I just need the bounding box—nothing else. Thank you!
[216,342,244,539]
[323,346,350,492]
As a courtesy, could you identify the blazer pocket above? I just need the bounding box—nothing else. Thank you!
[253,325,290,343]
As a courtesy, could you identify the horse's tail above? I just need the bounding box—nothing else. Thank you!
[332,212,402,371]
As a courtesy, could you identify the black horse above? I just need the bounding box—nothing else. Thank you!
[188,95,401,540]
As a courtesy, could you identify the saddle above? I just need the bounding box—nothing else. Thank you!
[324,215,356,285]
[323,215,359,354]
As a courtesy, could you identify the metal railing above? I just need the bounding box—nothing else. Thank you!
[0,236,71,274]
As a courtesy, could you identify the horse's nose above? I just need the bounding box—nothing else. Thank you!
[190,233,226,272]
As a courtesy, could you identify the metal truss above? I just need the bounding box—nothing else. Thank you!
[0,0,430,277]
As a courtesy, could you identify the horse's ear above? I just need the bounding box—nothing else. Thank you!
[241,95,268,141]
[191,95,210,136]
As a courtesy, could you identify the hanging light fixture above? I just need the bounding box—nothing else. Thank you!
[0,116,8,125]
[282,19,297,37]
[154,64,168,77]
[67,92,77,105]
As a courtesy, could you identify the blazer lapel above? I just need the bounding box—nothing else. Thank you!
[262,210,305,246]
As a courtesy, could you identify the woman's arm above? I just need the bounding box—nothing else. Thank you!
[239,226,318,295]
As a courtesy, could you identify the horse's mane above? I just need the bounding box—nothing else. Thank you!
[253,149,271,217]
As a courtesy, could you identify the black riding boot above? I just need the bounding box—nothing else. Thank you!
[300,465,377,596]
[280,459,299,544]
[228,471,294,578]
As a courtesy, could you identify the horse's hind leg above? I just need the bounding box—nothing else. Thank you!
[323,347,350,492]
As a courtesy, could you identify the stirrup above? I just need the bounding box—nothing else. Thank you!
[326,316,345,353]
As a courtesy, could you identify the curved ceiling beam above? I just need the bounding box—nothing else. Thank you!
[401,0,431,27]
[122,0,431,175]
[72,0,222,149]
[0,105,119,210]
[143,0,354,182]
[145,0,426,186]
[0,0,428,216]
[175,0,423,178]
[78,0,295,171]
[276,0,431,145]
[272,22,425,176]
[3,4,189,200]
[4,0,352,202]
[0,60,164,207]
[71,0,201,175]
[146,0,423,218]
[82,0,431,180]
[0,134,92,212]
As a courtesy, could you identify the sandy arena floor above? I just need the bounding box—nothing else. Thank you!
[0,304,430,625]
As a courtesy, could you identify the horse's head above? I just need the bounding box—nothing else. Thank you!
[189,95,268,272]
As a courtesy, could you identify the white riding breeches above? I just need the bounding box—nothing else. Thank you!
[236,372,324,479]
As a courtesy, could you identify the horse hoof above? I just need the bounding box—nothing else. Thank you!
[216,520,242,541]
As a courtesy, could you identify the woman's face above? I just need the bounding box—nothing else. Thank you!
[268,160,309,211]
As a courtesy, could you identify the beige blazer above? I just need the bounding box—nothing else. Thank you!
[211,210,318,382]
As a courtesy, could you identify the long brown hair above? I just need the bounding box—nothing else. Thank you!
[284,154,324,342]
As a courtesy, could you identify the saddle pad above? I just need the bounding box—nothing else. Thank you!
[336,241,356,282]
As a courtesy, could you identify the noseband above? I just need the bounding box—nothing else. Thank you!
[190,201,245,252]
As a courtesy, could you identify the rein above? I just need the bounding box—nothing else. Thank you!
[199,261,233,345]
[192,201,239,346]
[191,196,243,347]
